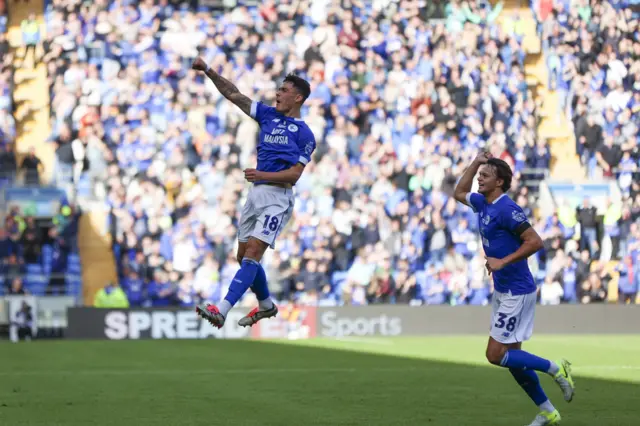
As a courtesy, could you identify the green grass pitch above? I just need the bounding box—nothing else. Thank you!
[1,335,639,425]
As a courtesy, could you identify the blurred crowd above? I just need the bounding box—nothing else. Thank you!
[0,203,81,296]
[534,0,640,304]
[0,0,17,183]
[1,0,626,306]
[538,0,640,190]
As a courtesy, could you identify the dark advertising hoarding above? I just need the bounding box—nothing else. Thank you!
[66,304,640,340]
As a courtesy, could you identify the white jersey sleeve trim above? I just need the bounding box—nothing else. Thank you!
[250,101,258,119]
[298,155,309,165]
[466,193,477,212]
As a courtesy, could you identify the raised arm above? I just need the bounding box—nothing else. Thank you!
[454,152,491,207]
[192,57,252,117]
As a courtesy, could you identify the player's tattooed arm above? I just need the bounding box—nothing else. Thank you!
[244,163,305,185]
[454,152,491,206]
[192,57,252,116]
[205,70,252,115]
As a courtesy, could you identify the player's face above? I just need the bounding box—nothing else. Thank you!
[477,164,502,195]
[275,81,302,113]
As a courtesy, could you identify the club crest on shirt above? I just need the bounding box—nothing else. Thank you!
[482,214,491,225]
[512,211,527,223]
[288,124,299,132]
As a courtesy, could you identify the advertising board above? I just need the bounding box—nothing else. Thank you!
[66,305,640,340]
[66,305,318,340]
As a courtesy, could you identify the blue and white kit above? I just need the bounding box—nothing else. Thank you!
[466,192,538,344]
[237,101,316,249]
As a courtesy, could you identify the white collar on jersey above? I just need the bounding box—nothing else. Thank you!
[492,193,507,204]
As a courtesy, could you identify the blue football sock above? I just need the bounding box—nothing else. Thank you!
[509,368,549,406]
[501,350,552,373]
[251,263,270,302]
[223,258,260,309]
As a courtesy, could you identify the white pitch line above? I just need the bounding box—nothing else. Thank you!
[0,366,417,377]
[2,365,639,377]
[332,337,395,345]
[575,366,640,371]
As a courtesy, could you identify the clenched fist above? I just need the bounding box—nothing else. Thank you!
[474,151,492,165]
[191,57,208,72]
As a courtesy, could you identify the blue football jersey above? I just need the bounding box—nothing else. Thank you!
[250,101,316,180]
[466,193,536,295]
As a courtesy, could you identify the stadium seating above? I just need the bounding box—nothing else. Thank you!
[0,0,83,300]
[1,207,82,298]
[534,0,640,301]
[29,0,640,306]
[0,0,14,181]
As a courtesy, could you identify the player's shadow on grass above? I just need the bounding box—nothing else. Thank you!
[1,338,638,426]
[179,338,640,426]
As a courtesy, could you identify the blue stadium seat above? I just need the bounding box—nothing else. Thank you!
[26,263,43,275]
[67,254,82,274]
[24,273,48,296]
[65,274,82,298]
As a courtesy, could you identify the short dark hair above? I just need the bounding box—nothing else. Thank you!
[487,158,513,192]
[283,73,311,103]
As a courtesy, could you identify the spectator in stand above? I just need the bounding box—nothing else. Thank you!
[53,124,76,187]
[575,113,603,166]
[537,0,640,232]
[580,270,609,304]
[561,255,578,304]
[20,13,40,68]
[368,257,396,304]
[20,147,43,186]
[20,216,42,265]
[616,255,638,304]
[3,254,23,285]
[540,275,564,305]
[0,3,14,159]
[94,282,130,308]
[0,143,16,183]
[45,227,68,295]
[574,249,592,287]
[8,277,27,295]
[0,202,80,297]
[0,1,6,36]
[577,198,598,257]
[123,270,145,307]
